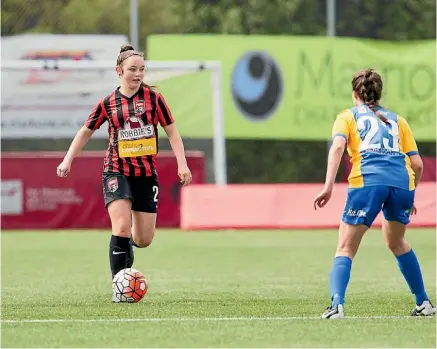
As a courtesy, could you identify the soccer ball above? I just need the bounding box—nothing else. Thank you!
[112,268,148,303]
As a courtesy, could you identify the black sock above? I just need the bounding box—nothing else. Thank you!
[109,235,131,278]
[127,215,135,267]
[127,239,134,268]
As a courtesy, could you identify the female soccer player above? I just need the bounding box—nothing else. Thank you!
[313,68,435,319]
[56,45,192,300]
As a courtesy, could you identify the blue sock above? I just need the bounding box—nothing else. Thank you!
[396,249,428,305]
[329,256,352,307]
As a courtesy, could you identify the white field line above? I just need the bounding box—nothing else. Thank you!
[1,315,430,324]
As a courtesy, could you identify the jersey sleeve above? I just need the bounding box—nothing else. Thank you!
[332,110,352,141]
[156,93,175,127]
[85,98,107,131]
[398,116,419,156]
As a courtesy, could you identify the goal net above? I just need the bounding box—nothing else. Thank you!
[1,59,227,185]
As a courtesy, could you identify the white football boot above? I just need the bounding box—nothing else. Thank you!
[411,300,436,316]
[322,304,345,319]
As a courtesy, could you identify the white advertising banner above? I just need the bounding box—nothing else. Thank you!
[1,180,24,215]
[1,34,128,139]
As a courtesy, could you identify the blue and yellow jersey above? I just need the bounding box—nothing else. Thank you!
[332,105,418,191]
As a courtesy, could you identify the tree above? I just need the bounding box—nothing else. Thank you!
[2,0,435,40]
[336,0,436,39]
[173,0,436,39]
[1,0,182,49]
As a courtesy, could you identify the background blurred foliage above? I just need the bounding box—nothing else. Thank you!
[2,0,435,43]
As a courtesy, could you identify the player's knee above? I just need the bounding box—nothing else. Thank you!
[386,236,409,255]
[336,240,359,258]
[133,230,155,248]
[112,220,131,238]
[134,236,153,248]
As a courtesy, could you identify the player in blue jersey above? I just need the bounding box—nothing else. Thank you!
[313,68,435,319]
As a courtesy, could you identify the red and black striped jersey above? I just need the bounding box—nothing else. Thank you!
[85,86,174,177]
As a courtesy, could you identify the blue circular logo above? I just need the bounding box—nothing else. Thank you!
[231,51,283,122]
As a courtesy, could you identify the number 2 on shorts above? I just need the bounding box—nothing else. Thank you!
[152,185,158,202]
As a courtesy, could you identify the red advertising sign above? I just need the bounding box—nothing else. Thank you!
[1,151,205,230]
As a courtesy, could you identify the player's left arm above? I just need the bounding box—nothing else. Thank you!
[399,116,423,188]
[157,93,192,186]
[398,116,419,156]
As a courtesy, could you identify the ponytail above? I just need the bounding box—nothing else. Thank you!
[375,111,389,125]
[367,103,389,124]
[140,82,157,90]
[352,69,388,124]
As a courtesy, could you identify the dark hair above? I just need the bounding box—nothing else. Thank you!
[352,69,388,124]
[116,45,155,89]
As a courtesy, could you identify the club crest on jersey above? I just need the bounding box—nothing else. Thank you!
[134,100,145,115]
[107,177,118,192]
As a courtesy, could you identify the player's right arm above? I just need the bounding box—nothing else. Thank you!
[398,116,423,188]
[313,110,351,209]
[324,111,351,190]
[57,98,107,178]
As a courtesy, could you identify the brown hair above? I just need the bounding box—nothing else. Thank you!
[116,44,154,89]
[352,69,388,124]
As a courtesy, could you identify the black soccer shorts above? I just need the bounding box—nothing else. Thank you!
[102,173,159,213]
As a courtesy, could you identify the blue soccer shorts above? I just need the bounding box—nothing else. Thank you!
[342,185,415,227]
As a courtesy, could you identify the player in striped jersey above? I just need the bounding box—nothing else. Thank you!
[313,69,435,318]
[57,45,192,300]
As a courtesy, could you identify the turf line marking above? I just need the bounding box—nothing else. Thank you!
[2,315,428,324]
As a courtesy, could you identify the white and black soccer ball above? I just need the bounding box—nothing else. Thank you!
[112,268,148,303]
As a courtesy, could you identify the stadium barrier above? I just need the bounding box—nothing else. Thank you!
[181,182,436,230]
[1,151,205,230]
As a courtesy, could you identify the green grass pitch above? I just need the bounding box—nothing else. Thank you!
[2,229,436,348]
